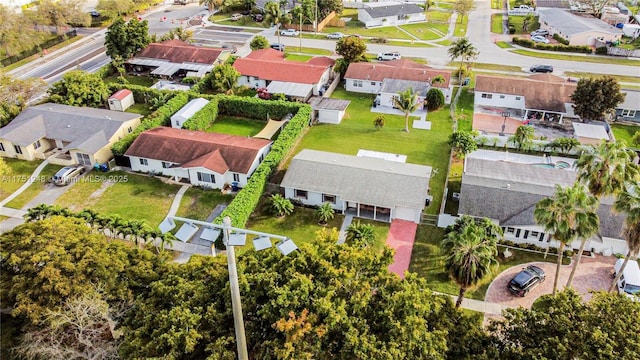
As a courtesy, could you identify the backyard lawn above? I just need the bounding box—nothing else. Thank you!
[611,123,639,146]
[290,88,453,215]
[455,88,474,132]
[5,164,63,209]
[176,187,234,221]
[126,103,154,117]
[1,159,42,201]
[205,115,266,136]
[103,74,156,87]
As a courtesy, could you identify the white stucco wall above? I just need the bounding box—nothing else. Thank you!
[317,109,345,124]
[284,187,346,211]
[237,75,267,89]
[345,78,381,93]
[474,92,526,109]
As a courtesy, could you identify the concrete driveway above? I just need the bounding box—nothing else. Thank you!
[485,255,617,309]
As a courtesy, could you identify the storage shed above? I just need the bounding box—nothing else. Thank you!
[108,89,134,112]
[170,98,209,129]
[309,97,350,124]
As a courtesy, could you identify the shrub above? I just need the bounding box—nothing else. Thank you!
[182,98,219,131]
[374,115,385,130]
[370,37,388,44]
[595,46,608,55]
[512,37,592,54]
[425,88,445,111]
[552,34,569,45]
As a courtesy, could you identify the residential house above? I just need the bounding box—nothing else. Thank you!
[358,2,425,28]
[125,127,271,188]
[0,103,141,166]
[170,98,209,129]
[281,149,432,223]
[344,59,453,108]
[126,39,228,79]
[458,150,628,256]
[538,8,623,46]
[233,49,335,101]
[615,90,640,123]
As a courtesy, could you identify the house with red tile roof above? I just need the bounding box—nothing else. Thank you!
[126,39,229,79]
[125,127,272,188]
[233,49,336,101]
[343,59,453,108]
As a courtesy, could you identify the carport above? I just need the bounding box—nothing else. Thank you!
[266,81,313,102]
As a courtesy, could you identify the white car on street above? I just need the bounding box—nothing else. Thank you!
[280,28,299,36]
[531,35,550,44]
[326,32,344,39]
[377,52,401,61]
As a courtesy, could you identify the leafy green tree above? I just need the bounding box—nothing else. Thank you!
[575,141,640,198]
[209,63,241,94]
[442,216,501,307]
[315,202,335,225]
[610,183,640,293]
[0,4,38,56]
[345,220,376,247]
[534,184,599,295]
[27,0,90,33]
[508,125,535,151]
[48,70,110,107]
[250,35,270,50]
[0,73,46,127]
[448,131,478,159]
[374,114,385,130]
[522,13,534,32]
[335,35,367,63]
[264,1,292,45]
[545,137,580,154]
[269,193,294,217]
[448,37,478,82]
[425,87,445,111]
[453,0,475,23]
[570,76,625,121]
[488,289,640,359]
[105,17,150,69]
[393,87,419,132]
[97,0,135,18]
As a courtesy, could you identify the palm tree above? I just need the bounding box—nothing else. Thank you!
[575,141,640,199]
[442,216,501,308]
[393,87,419,133]
[106,214,127,239]
[534,184,599,295]
[447,37,479,83]
[269,194,294,218]
[610,183,640,292]
[508,125,535,151]
[346,221,376,247]
[431,75,445,87]
[315,202,335,225]
[264,1,291,46]
[25,204,52,222]
[77,209,100,229]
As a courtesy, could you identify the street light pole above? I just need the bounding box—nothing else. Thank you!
[299,13,303,52]
[223,216,249,360]
[314,0,318,35]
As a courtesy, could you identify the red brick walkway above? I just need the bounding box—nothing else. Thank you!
[386,220,418,278]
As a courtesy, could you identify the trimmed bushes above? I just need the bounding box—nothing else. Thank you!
[499,239,574,257]
[182,97,219,130]
[552,34,569,45]
[216,95,301,120]
[107,83,177,105]
[512,37,593,54]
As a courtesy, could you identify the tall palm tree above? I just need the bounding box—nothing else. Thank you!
[508,125,535,151]
[393,87,419,133]
[447,37,479,83]
[610,183,640,292]
[442,216,501,308]
[431,75,445,87]
[77,209,100,229]
[534,184,599,295]
[575,141,640,199]
[264,1,291,46]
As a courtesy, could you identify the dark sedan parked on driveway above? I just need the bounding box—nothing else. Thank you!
[508,265,546,297]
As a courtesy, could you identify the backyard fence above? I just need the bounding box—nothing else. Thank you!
[606,47,640,58]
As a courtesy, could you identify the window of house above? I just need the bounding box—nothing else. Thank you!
[0,143,4,152]
[294,189,308,199]
[515,96,521,100]
[322,194,336,204]
[371,82,376,86]
[76,153,91,166]
[353,80,363,88]
[259,153,265,163]
[14,145,22,154]
[506,227,515,234]
[621,109,636,117]
[499,95,505,99]
[128,126,133,133]
[162,162,170,168]
[33,140,41,150]
[197,172,215,183]
[139,158,148,166]
[530,231,539,237]
[233,173,240,182]
[481,93,493,99]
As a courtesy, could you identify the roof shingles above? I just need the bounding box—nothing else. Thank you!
[344,60,451,88]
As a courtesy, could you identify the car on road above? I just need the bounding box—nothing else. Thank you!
[326,32,345,39]
[531,35,550,44]
[53,166,85,186]
[230,14,243,21]
[530,29,549,37]
[270,43,285,51]
[529,64,554,73]
[280,28,299,36]
[508,265,546,297]
[251,13,263,22]
[377,51,401,61]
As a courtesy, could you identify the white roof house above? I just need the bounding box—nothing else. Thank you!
[538,8,623,45]
[170,98,209,129]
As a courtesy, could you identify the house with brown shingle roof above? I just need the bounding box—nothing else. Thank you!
[125,127,272,189]
[343,59,453,108]
[126,39,229,79]
[233,49,336,101]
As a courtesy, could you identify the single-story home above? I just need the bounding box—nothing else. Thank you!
[108,89,134,112]
[308,97,351,124]
[615,90,640,123]
[572,122,612,145]
[538,8,623,46]
[358,2,425,28]
[458,150,628,256]
[170,98,209,129]
[474,73,577,123]
[280,149,432,223]
[233,49,335,101]
[344,59,452,105]
[126,39,229,79]
[125,127,272,188]
[0,103,141,166]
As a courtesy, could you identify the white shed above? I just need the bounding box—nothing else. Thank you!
[170,98,209,129]
[309,97,351,124]
[108,89,134,112]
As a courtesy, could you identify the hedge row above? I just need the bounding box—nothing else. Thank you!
[182,97,219,131]
[214,102,312,227]
[216,95,302,120]
[111,92,191,155]
[499,239,574,257]
[552,34,570,46]
[107,83,177,105]
[512,37,593,54]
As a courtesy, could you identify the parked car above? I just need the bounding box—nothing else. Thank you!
[251,13,263,22]
[326,32,345,39]
[377,51,401,61]
[529,64,554,73]
[508,265,546,297]
[531,35,550,44]
[230,14,243,21]
[270,43,285,51]
[613,258,640,302]
[53,166,85,186]
[530,29,549,37]
[280,28,299,36]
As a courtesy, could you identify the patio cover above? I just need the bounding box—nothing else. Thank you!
[253,119,287,140]
[128,58,213,76]
[266,81,313,98]
[572,122,610,141]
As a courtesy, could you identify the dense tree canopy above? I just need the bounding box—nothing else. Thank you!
[48,70,110,107]
[250,35,269,50]
[571,76,625,121]
[105,17,150,68]
[25,0,90,32]
[0,73,46,127]
[448,131,478,159]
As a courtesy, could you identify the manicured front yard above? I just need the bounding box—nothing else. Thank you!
[401,23,449,41]
[285,47,332,56]
[126,103,154,116]
[205,115,266,136]
[611,123,639,146]
[491,14,503,34]
[1,159,42,201]
[5,164,63,209]
[176,187,234,221]
[291,88,453,215]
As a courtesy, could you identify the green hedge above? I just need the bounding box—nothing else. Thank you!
[552,34,570,46]
[499,239,574,257]
[512,37,593,54]
[182,98,219,130]
[107,83,177,105]
[111,92,191,155]
[214,102,311,227]
[216,95,301,120]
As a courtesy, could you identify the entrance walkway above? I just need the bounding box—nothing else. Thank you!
[386,219,418,278]
[337,214,354,245]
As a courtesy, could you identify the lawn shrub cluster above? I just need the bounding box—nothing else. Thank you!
[215,102,312,227]
[552,34,570,45]
[107,83,177,105]
[216,95,301,120]
[499,239,574,257]
[111,92,190,155]
[512,37,593,54]
[182,97,219,130]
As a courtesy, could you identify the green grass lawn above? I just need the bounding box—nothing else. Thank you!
[5,164,63,209]
[611,123,639,146]
[284,54,313,62]
[491,14,503,34]
[511,49,640,66]
[176,187,234,221]
[322,23,414,40]
[408,225,570,299]
[55,171,106,211]
[455,88,474,132]
[205,115,266,136]
[210,13,269,29]
[564,71,640,84]
[454,15,468,37]
[444,160,462,215]
[291,88,453,215]
[126,103,153,116]
[1,159,42,201]
[285,46,332,56]
[103,74,155,87]
[507,16,539,35]
[449,61,524,73]
[496,41,513,48]
[401,23,449,41]
[437,2,454,10]
[426,10,452,22]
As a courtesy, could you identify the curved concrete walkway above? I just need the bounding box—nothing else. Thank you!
[0,160,50,233]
